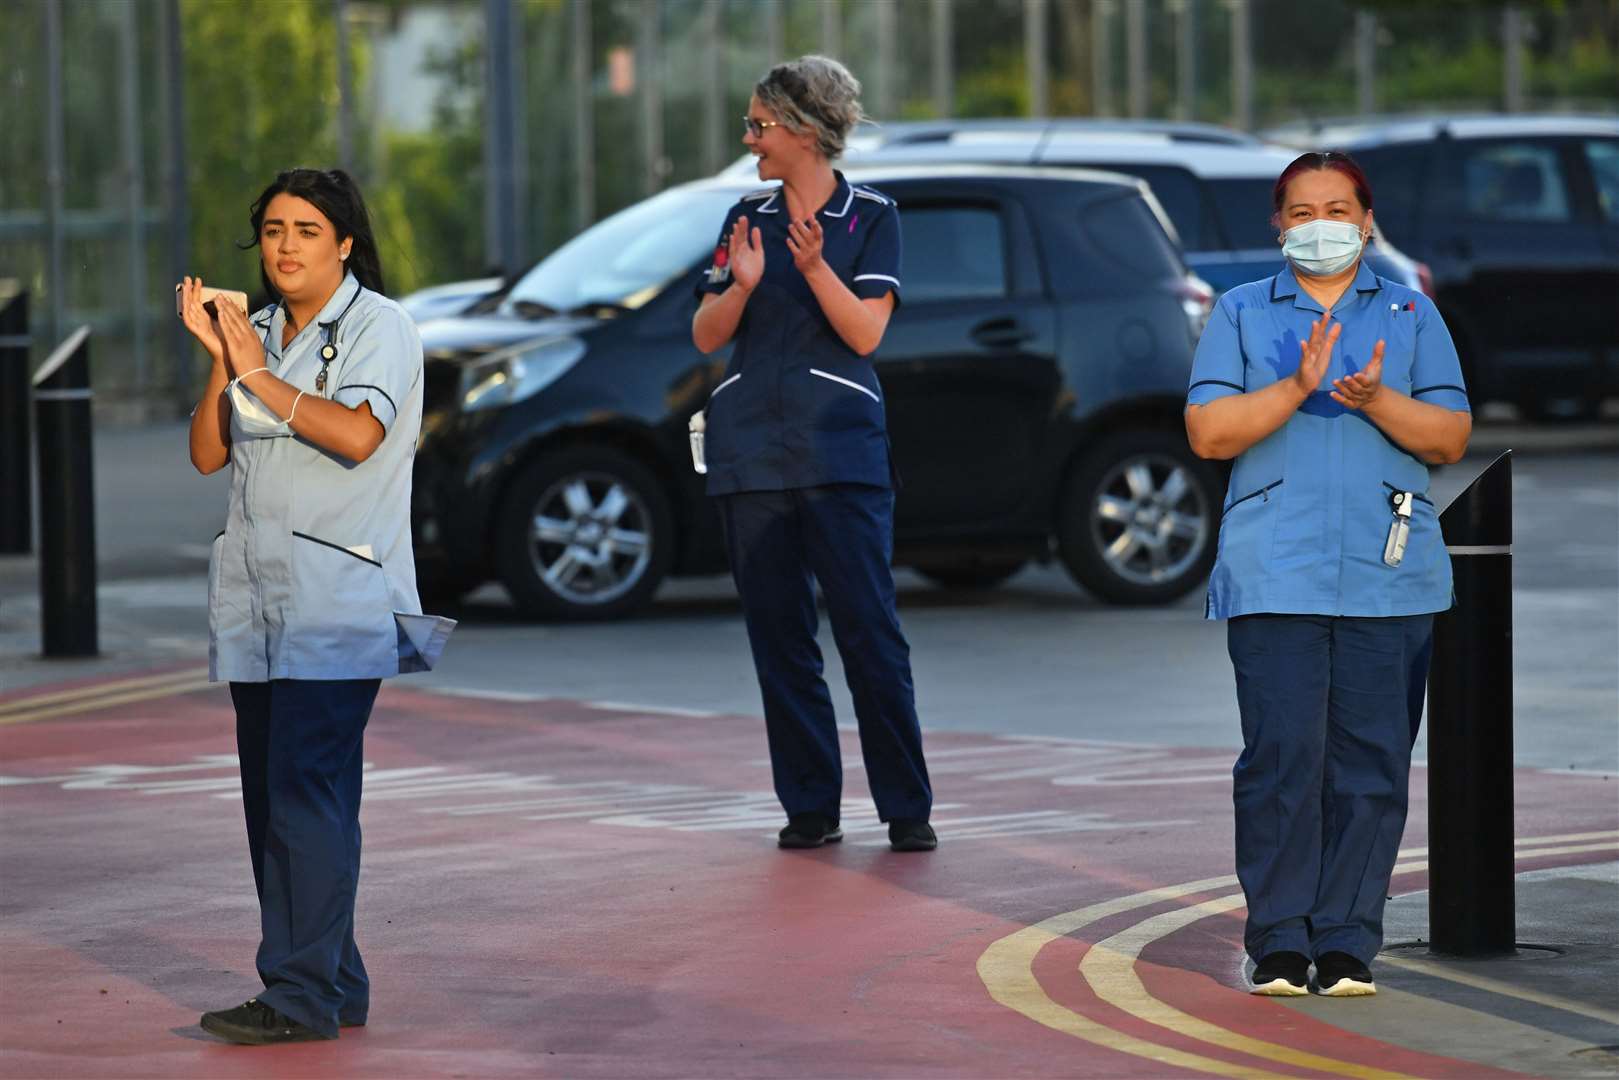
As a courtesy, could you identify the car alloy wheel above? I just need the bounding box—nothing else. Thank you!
[1058,429,1220,605]
[527,472,652,606]
[496,447,674,619]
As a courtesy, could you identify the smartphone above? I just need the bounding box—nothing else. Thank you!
[175,284,249,319]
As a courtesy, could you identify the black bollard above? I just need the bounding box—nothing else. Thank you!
[1,286,31,554]
[32,326,98,657]
[1426,449,1514,957]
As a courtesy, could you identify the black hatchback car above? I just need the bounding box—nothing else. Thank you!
[1269,114,1619,417]
[411,165,1223,619]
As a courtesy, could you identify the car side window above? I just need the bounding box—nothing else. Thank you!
[1352,144,1426,244]
[1583,139,1619,223]
[899,205,1009,302]
[1441,140,1573,223]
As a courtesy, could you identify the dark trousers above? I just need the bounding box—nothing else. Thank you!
[718,484,932,823]
[230,678,379,1037]
[1227,613,1434,965]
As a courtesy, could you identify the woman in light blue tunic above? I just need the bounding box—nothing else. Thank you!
[181,168,452,1044]
[1185,152,1471,999]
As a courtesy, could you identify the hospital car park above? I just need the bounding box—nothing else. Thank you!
[406,164,1222,620]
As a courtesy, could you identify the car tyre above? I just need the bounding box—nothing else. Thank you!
[495,446,675,620]
[1057,429,1220,606]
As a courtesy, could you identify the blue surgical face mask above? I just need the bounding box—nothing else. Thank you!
[1281,218,1368,277]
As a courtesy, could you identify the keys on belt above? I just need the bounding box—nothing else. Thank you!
[1384,490,1414,568]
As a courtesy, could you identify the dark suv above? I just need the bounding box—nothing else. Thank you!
[411,165,1223,619]
[1268,114,1619,416]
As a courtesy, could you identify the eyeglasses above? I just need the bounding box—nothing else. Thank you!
[742,116,783,139]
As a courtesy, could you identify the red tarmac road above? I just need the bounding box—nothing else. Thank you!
[2,667,1615,1078]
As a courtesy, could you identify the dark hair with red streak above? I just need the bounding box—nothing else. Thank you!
[1272,151,1375,216]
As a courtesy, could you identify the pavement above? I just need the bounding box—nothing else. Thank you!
[1,417,1617,1077]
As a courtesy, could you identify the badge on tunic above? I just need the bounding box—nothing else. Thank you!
[707,244,731,284]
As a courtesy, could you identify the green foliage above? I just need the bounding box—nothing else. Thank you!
[180,0,343,291]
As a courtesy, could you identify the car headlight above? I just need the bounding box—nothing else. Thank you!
[460,336,587,412]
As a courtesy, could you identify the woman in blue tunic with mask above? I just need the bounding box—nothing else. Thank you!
[692,56,935,853]
[1185,152,1471,997]
[182,168,452,1044]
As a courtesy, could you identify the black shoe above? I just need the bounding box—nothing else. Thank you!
[778,813,843,849]
[199,999,333,1044]
[1315,951,1376,996]
[338,1015,366,1028]
[1249,951,1310,996]
[887,819,937,852]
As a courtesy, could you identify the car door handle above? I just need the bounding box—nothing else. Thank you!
[970,317,1033,348]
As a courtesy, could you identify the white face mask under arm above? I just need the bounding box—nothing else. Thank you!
[1281,218,1368,277]
[228,376,292,438]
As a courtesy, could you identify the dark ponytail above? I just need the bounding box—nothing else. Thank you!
[242,167,386,300]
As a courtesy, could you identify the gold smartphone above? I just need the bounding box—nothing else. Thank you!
[174,283,249,319]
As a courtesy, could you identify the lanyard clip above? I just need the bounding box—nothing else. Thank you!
[1384,490,1415,567]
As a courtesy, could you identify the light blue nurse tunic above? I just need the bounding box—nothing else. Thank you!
[1187,262,1471,620]
[208,272,453,682]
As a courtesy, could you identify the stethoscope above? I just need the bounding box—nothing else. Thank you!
[258,284,364,395]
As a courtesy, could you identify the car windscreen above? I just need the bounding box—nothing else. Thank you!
[500,186,742,316]
[1205,177,1282,250]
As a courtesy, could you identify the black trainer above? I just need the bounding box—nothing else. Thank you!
[1249,951,1310,996]
[887,819,937,852]
[199,999,333,1045]
[778,813,843,849]
[1315,951,1376,996]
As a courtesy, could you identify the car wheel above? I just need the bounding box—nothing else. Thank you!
[495,446,674,620]
[1057,430,1220,605]
[913,559,1026,590]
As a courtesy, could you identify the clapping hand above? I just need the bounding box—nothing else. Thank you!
[211,293,269,380]
[728,215,764,293]
[1331,339,1385,410]
[785,216,825,275]
[1292,312,1341,399]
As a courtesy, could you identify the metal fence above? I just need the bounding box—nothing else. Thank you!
[1,0,1614,419]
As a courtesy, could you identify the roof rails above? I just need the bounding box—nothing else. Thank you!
[872,118,1260,148]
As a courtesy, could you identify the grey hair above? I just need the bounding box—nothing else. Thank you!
[754,55,868,161]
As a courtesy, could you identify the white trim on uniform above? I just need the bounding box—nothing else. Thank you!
[852,188,891,205]
[710,372,741,397]
[821,185,856,218]
[810,367,881,404]
[753,189,781,214]
[853,274,900,287]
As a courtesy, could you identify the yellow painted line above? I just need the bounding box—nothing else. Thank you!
[1393,830,1619,858]
[980,839,1619,1078]
[1079,893,1410,1080]
[1075,843,1619,1076]
[1378,954,1619,1027]
[0,667,210,717]
[0,678,216,726]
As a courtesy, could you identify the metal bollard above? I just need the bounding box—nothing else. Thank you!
[32,325,98,657]
[1426,449,1514,957]
[1,286,31,554]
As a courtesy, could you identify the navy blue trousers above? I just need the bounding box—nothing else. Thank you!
[230,678,379,1037]
[1227,613,1434,965]
[718,484,932,823]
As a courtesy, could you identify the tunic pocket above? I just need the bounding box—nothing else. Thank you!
[288,530,396,675]
[806,367,883,433]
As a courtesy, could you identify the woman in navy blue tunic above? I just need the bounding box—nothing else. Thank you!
[692,56,935,852]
